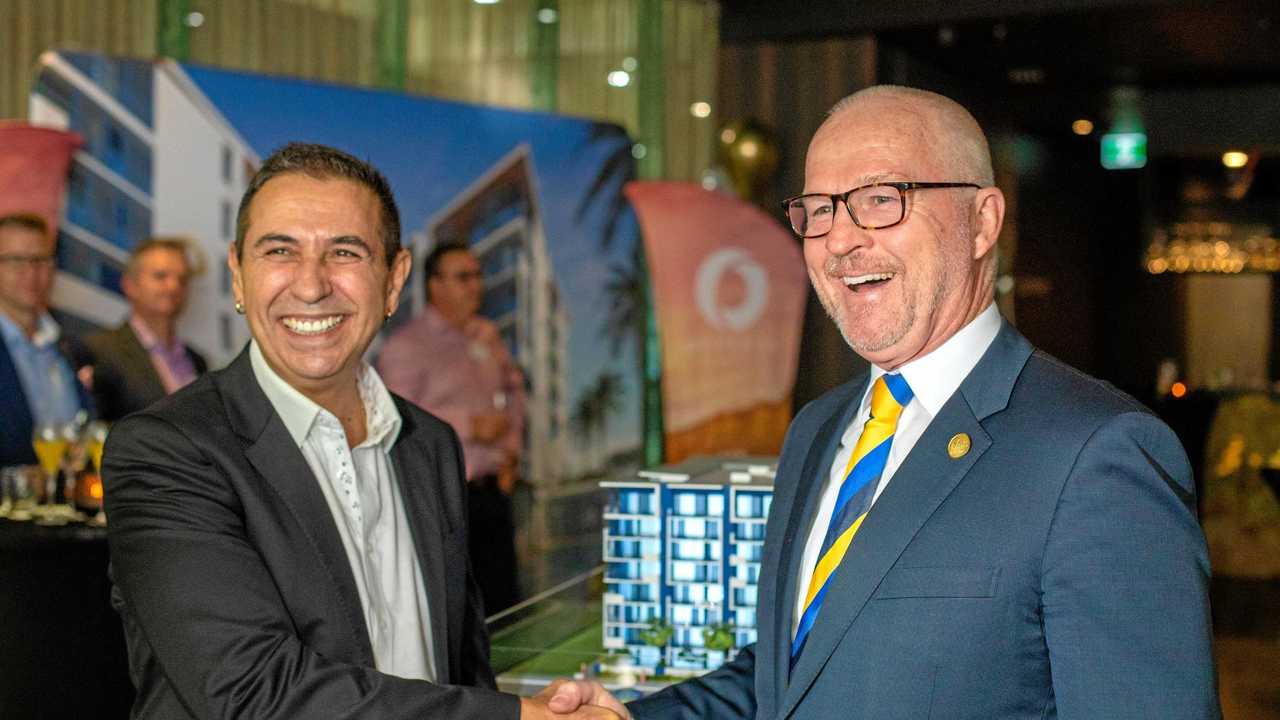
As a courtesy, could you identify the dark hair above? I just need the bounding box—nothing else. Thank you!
[235,142,401,265]
[421,241,473,301]
[0,213,50,238]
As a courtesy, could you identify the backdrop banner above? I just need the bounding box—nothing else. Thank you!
[625,181,807,462]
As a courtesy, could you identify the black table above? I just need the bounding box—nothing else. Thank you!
[0,518,133,719]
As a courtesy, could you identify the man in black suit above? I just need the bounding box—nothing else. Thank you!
[103,143,617,720]
[84,237,207,421]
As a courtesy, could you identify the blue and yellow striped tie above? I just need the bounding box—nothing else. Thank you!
[791,373,913,666]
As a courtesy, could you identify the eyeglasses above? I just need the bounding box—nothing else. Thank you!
[781,181,981,238]
[0,254,55,269]
[435,269,482,283]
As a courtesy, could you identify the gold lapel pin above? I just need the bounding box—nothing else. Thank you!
[947,433,971,459]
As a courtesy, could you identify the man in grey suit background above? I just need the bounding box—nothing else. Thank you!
[104,142,619,719]
[547,86,1219,719]
[83,236,207,421]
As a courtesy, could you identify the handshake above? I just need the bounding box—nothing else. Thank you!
[520,679,631,720]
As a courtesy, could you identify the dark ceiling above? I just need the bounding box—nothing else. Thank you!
[719,0,1280,155]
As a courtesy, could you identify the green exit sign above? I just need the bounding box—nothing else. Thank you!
[1101,132,1148,170]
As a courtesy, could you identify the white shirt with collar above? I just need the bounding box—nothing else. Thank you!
[792,302,1002,637]
[249,341,437,682]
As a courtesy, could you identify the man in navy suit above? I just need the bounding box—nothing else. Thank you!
[0,212,91,467]
[548,86,1219,719]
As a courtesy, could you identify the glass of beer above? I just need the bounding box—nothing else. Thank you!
[32,421,68,505]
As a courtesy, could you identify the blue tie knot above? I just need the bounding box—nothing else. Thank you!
[881,373,914,407]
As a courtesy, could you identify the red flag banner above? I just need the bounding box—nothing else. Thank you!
[625,181,808,463]
[0,123,83,233]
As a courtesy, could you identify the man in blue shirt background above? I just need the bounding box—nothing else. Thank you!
[0,212,91,467]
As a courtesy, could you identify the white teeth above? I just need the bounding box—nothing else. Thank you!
[842,272,894,287]
[282,315,344,335]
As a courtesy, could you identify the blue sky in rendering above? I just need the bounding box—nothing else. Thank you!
[180,62,641,465]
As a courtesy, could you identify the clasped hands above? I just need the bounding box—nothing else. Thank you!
[519,678,630,720]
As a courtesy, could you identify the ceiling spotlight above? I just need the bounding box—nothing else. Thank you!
[690,102,711,118]
[1222,150,1249,168]
[608,70,631,88]
[536,8,558,23]
[622,57,638,72]
[474,0,500,5]
[185,11,205,27]
[1071,119,1094,136]
[631,144,647,160]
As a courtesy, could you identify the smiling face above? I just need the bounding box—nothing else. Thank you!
[0,223,55,332]
[802,91,1003,369]
[123,246,190,325]
[229,173,411,402]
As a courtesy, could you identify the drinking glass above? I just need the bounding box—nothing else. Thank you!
[32,422,68,506]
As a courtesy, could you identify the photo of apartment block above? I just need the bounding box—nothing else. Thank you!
[601,457,774,674]
[30,51,256,365]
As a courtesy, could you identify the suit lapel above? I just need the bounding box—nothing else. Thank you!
[387,409,451,684]
[778,322,1032,719]
[118,325,165,401]
[758,379,866,712]
[218,350,376,667]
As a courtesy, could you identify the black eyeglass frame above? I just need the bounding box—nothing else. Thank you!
[781,181,982,237]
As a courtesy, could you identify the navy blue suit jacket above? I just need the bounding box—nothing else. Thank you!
[630,321,1219,720]
[0,329,92,467]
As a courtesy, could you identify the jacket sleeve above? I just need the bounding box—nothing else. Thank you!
[103,412,520,720]
[625,644,757,720]
[1041,411,1220,719]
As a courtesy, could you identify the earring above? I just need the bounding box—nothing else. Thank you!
[234,301,245,314]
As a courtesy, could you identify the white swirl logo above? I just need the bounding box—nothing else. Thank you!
[694,247,768,331]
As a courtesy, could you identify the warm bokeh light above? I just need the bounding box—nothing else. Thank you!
[1222,150,1248,168]
[690,101,711,118]
[1071,118,1094,135]
[1170,382,1187,398]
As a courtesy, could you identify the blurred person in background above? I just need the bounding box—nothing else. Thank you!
[378,241,526,615]
[0,212,91,467]
[82,236,207,421]
[103,143,613,720]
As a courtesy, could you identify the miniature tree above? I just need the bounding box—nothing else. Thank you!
[702,622,736,653]
[637,618,674,672]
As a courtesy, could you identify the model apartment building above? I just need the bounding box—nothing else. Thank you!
[601,457,775,674]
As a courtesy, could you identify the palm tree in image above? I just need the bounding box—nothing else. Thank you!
[571,390,601,474]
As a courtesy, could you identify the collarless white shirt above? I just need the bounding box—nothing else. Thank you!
[792,303,1002,637]
[249,341,437,681]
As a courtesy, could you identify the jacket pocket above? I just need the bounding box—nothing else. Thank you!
[873,565,999,599]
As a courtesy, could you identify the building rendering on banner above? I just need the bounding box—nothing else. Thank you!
[417,145,570,487]
[29,51,256,366]
[601,457,774,674]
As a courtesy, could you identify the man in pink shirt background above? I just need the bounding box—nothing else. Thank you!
[82,237,207,422]
[378,241,526,614]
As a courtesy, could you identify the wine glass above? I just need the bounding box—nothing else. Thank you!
[32,421,68,510]
[83,421,109,526]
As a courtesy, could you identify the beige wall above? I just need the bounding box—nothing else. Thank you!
[1185,273,1274,390]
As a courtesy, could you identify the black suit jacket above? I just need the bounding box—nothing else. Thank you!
[103,348,517,719]
[83,323,207,421]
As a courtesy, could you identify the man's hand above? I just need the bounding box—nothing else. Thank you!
[471,411,510,443]
[520,679,630,719]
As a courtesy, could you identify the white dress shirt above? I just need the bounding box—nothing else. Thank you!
[250,341,437,681]
[792,303,1002,637]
